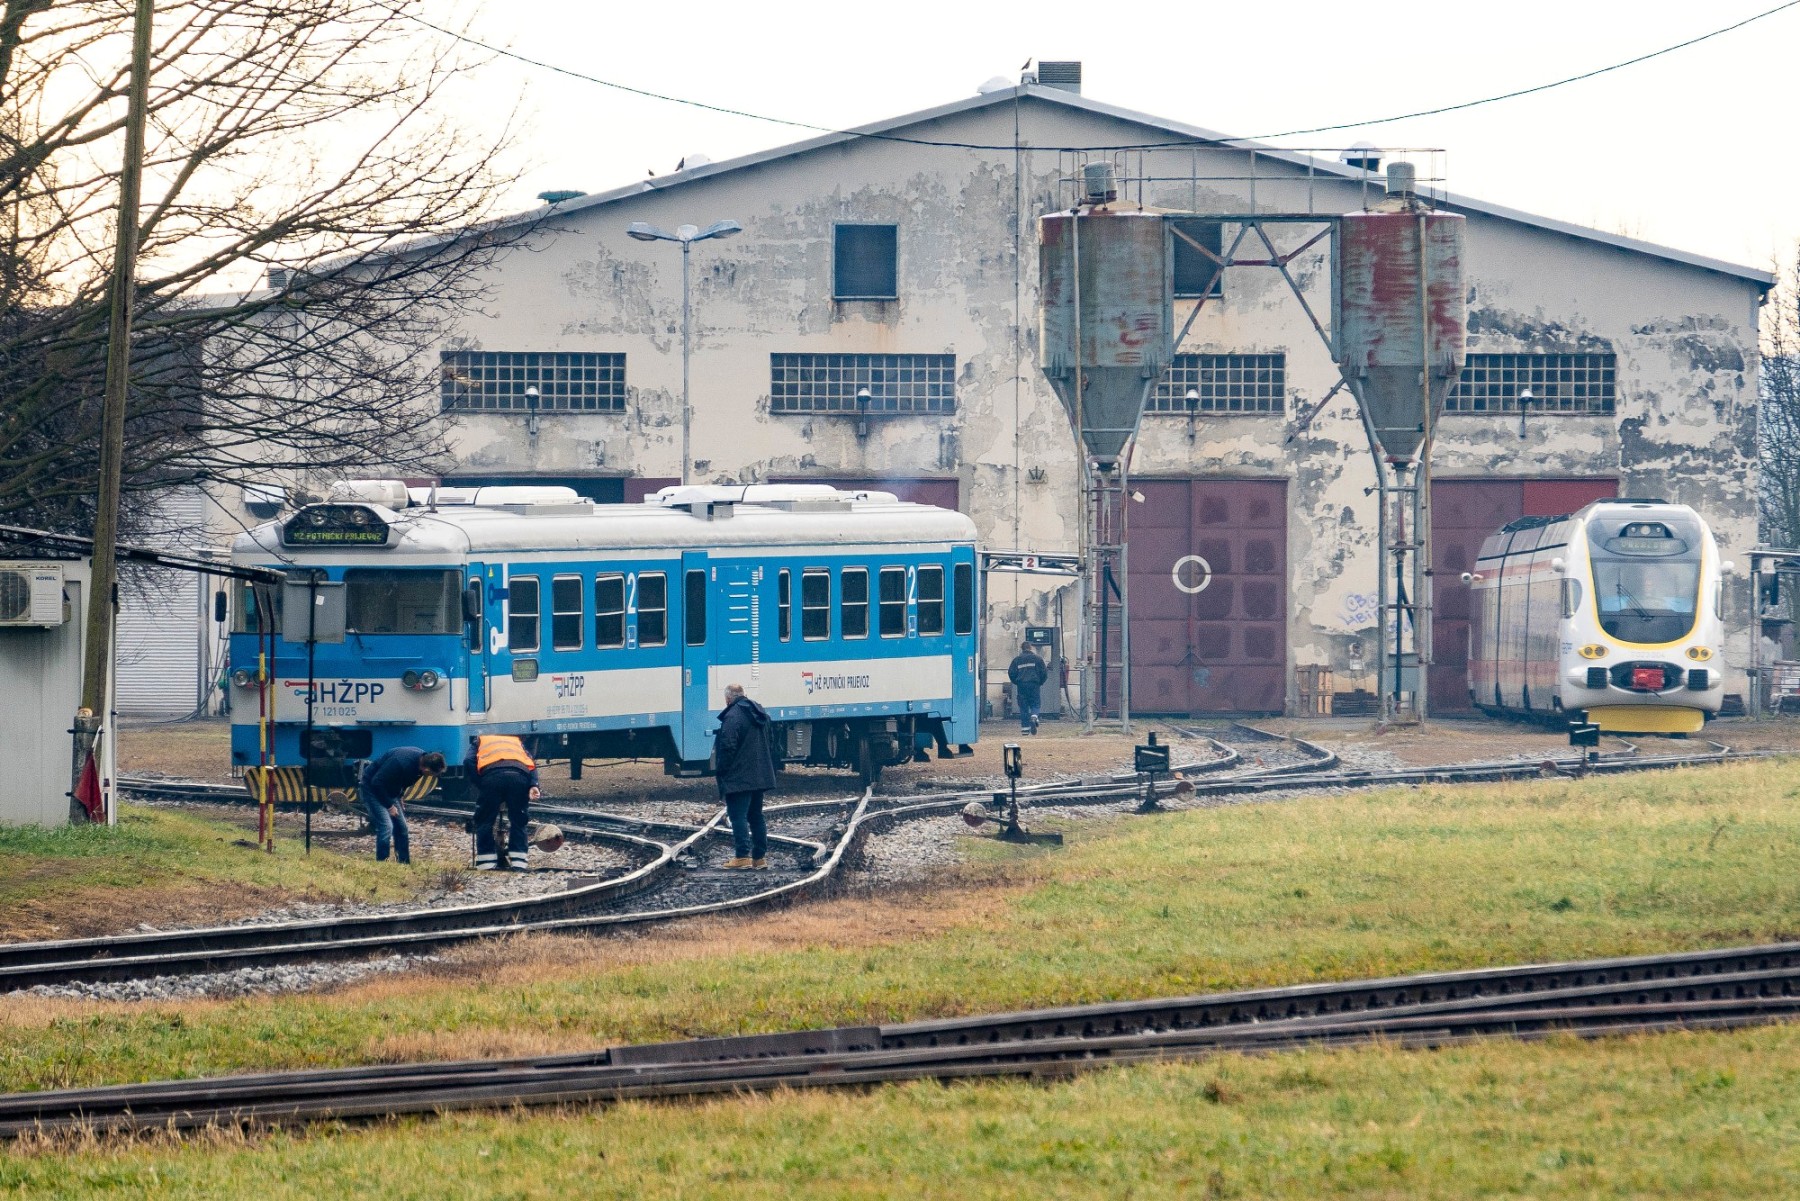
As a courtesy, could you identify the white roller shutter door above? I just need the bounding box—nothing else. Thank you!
[115,490,211,717]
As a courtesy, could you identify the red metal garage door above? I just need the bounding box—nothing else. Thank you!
[769,477,960,510]
[1129,479,1287,714]
[1430,477,1616,713]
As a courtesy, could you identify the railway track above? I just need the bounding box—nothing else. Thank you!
[0,732,1737,994]
[4,940,1796,1136]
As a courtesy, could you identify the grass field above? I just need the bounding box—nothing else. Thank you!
[3,758,1800,1196]
[0,804,442,941]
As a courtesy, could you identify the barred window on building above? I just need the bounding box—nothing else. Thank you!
[440,351,627,412]
[1447,352,1616,414]
[1149,353,1286,414]
[770,353,956,414]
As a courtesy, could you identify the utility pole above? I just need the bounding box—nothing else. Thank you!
[74,0,155,819]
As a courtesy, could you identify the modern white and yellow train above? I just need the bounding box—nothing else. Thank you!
[1465,500,1728,734]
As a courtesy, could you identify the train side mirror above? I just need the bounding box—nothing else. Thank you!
[213,590,228,624]
[463,579,484,622]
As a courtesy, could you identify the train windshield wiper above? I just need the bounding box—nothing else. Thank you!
[1614,579,1653,621]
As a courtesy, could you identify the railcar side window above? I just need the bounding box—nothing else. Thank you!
[953,562,974,635]
[1560,578,1583,620]
[552,575,583,650]
[344,569,461,634]
[917,566,944,635]
[637,573,668,646]
[801,569,831,640]
[508,576,540,653]
[685,570,707,646]
[841,568,869,639]
[778,570,792,641]
[595,574,625,648]
[879,567,907,637]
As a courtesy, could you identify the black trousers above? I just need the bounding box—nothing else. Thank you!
[473,768,531,867]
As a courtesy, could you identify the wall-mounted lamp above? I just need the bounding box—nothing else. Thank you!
[1184,388,1200,443]
[855,386,872,439]
[1516,388,1535,440]
[525,385,541,437]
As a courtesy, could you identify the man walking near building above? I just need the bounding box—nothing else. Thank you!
[463,734,540,871]
[715,683,777,870]
[357,746,445,864]
[1009,643,1048,734]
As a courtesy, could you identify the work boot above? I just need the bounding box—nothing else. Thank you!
[722,857,754,870]
[752,858,770,870]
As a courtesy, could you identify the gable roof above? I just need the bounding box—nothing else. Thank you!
[527,83,1774,291]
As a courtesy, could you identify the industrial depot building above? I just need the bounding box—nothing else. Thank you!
[199,68,1769,720]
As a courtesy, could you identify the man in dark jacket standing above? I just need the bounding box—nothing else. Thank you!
[1008,643,1049,734]
[358,747,445,864]
[715,683,777,870]
[462,734,541,871]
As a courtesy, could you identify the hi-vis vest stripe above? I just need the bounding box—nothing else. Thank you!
[476,734,535,773]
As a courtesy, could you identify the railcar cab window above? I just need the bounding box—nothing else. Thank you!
[778,569,792,641]
[953,562,974,635]
[801,569,831,640]
[1587,516,1702,644]
[917,566,944,635]
[230,579,281,633]
[344,569,461,634]
[841,568,869,639]
[637,573,668,646]
[552,575,583,650]
[879,567,906,637]
[595,574,625,648]
[508,576,540,652]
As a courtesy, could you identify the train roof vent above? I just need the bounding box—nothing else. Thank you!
[408,485,591,511]
[329,479,410,509]
[649,484,900,513]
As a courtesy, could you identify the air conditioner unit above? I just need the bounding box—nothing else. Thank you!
[0,563,67,627]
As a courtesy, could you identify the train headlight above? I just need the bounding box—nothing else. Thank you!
[1685,646,1713,661]
[402,669,420,690]
[230,667,255,688]
[1578,644,1607,660]
[419,669,442,691]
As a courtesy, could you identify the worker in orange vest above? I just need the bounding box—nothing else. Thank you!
[462,733,541,871]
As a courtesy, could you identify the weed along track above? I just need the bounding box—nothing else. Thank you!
[5,941,1799,1137]
[0,731,1739,994]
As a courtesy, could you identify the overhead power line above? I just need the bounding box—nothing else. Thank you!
[384,0,1800,153]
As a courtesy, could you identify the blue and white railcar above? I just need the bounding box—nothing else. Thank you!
[228,482,980,785]
[1466,499,1728,734]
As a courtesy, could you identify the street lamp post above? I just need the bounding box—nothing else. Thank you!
[626,219,742,485]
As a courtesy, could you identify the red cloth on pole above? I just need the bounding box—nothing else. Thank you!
[75,753,104,822]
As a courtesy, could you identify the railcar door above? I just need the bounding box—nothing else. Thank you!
[465,562,489,716]
[679,552,713,765]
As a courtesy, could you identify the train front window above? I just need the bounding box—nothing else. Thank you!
[343,569,461,634]
[231,579,282,633]
[1587,515,1702,644]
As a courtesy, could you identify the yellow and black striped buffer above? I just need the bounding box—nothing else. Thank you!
[240,767,439,807]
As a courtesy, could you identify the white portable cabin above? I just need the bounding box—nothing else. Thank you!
[0,558,109,827]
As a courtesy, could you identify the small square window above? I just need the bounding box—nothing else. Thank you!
[834,225,897,300]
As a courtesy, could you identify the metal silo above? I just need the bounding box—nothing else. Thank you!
[1334,164,1466,463]
[1038,180,1172,463]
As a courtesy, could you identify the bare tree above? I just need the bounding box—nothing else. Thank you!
[1760,251,1800,552]
[0,0,527,531]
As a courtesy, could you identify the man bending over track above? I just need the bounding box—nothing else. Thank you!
[464,734,541,871]
[715,683,778,870]
[358,747,446,865]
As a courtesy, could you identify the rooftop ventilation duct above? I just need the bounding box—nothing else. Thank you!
[1037,61,1081,93]
[1081,162,1118,205]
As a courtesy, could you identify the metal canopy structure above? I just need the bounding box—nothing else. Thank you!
[1036,155,1465,725]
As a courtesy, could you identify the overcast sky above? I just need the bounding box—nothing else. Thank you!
[443,0,1798,275]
